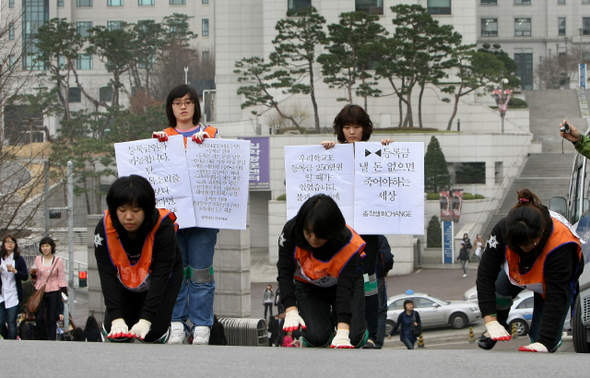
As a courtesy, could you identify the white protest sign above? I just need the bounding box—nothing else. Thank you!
[185,138,250,230]
[114,135,196,229]
[353,142,424,235]
[285,144,355,225]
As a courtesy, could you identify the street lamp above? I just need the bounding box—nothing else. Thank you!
[493,74,512,134]
[579,28,584,65]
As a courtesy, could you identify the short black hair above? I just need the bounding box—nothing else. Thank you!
[39,236,56,255]
[404,299,414,307]
[1,235,20,260]
[332,104,374,144]
[166,84,202,127]
[505,188,545,250]
[294,194,347,248]
[106,175,156,232]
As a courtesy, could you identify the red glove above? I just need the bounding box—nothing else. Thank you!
[519,342,548,352]
[283,309,306,332]
[152,131,168,142]
[330,329,354,349]
[191,131,210,144]
[107,318,129,340]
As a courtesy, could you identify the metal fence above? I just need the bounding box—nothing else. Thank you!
[218,317,268,346]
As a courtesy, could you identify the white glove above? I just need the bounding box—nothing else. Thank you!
[152,131,168,142]
[128,319,152,340]
[485,320,511,341]
[107,318,129,340]
[330,329,354,349]
[191,131,210,144]
[519,342,548,353]
[283,309,307,332]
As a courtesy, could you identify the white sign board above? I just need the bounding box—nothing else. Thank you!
[114,135,196,228]
[285,144,355,224]
[186,138,251,230]
[353,142,424,235]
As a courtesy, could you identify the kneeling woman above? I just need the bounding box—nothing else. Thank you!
[476,188,583,352]
[95,175,183,343]
[277,194,367,348]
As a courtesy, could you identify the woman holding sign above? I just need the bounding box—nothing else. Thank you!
[95,175,183,343]
[152,84,220,345]
[277,194,367,348]
[320,104,393,349]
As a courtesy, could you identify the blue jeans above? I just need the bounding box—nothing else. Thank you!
[494,270,571,351]
[0,302,19,339]
[402,337,415,349]
[296,276,367,348]
[172,226,218,330]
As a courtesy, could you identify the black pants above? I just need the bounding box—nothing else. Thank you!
[296,276,366,347]
[104,268,182,343]
[264,303,273,319]
[35,291,62,340]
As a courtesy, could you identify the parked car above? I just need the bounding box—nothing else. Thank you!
[386,291,481,335]
[463,286,477,302]
[507,291,534,336]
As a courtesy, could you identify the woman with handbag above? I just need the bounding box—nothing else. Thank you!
[387,299,422,349]
[0,235,28,339]
[30,236,67,340]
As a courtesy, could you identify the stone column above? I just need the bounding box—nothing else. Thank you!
[87,214,106,324]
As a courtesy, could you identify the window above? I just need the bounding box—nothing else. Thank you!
[355,0,384,16]
[58,0,64,5]
[514,52,533,89]
[23,0,50,71]
[9,24,15,40]
[69,87,81,103]
[139,0,154,4]
[515,18,531,36]
[77,0,93,6]
[558,0,565,4]
[108,0,123,5]
[288,0,311,11]
[99,86,113,102]
[481,18,498,37]
[77,54,93,70]
[428,0,451,15]
[77,21,93,38]
[514,0,531,4]
[202,0,209,3]
[559,18,566,36]
[170,0,186,4]
[9,0,15,7]
[481,0,497,4]
[107,21,123,31]
[202,18,209,37]
[583,0,589,3]
[9,55,16,68]
[454,163,486,184]
[584,18,590,35]
[202,50,210,63]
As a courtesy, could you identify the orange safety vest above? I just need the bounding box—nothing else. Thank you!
[163,125,217,148]
[504,215,582,295]
[103,208,178,292]
[294,225,366,288]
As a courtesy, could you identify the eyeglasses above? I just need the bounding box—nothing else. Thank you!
[172,100,195,107]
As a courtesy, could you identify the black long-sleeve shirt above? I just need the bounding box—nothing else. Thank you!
[276,218,362,325]
[94,209,183,323]
[476,207,582,348]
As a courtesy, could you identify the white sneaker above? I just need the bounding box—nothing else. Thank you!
[192,326,211,345]
[167,322,186,344]
[463,274,467,278]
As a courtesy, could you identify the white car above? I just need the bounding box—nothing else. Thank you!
[386,291,481,335]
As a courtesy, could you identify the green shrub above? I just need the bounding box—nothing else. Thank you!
[508,97,528,108]
[276,194,286,201]
[427,216,442,247]
[426,192,484,200]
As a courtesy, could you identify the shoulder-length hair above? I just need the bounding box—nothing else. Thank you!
[39,236,56,255]
[106,175,157,234]
[332,104,374,144]
[293,194,347,247]
[1,234,20,260]
[165,84,202,127]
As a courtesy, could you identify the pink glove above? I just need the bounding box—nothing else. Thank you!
[107,318,129,340]
[330,329,354,349]
[485,320,511,341]
[519,342,548,353]
[191,131,210,144]
[128,319,151,340]
[152,131,168,142]
[283,309,306,332]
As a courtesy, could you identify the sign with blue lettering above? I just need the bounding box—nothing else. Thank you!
[580,64,587,89]
[443,220,454,264]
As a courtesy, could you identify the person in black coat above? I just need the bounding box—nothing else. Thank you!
[0,235,29,339]
[387,299,421,349]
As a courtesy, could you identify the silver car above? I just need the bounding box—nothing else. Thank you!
[507,291,534,336]
[386,291,481,335]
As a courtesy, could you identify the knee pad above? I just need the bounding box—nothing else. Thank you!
[354,329,369,348]
[139,328,170,344]
[494,294,514,311]
[189,266,214,284]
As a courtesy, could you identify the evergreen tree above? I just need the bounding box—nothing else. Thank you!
[424,136,450,193]
[427,215,442,247]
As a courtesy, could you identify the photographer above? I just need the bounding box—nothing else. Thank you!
[559,119,590,159]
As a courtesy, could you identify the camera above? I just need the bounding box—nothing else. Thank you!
[560,121,571,134]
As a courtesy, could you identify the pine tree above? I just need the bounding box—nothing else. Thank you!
[424,136,450,193]
[427,216,442,247]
